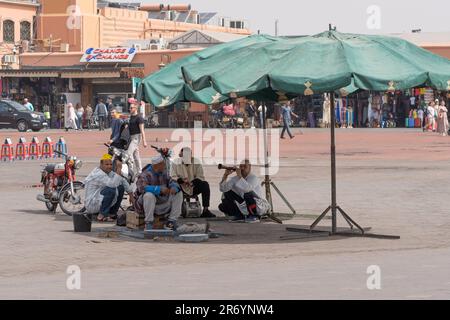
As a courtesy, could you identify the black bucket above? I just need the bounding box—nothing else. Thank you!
[73,213,92,232]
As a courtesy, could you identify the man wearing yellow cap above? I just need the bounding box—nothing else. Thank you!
[84,154,132,221]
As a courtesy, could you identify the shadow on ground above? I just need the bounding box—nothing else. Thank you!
[14,208,377,245]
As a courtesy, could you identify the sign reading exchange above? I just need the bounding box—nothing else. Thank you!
[80,48,137,63]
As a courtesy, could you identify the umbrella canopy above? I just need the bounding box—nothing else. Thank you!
[139,34,282,107]
[182,30,450,100]
[180,29,450,235]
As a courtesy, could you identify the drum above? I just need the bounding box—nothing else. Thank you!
[237,117,244,125]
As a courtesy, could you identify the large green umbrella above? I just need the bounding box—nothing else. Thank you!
[182,30,450,236]
[139,34,282,107]
[183,30,450,97]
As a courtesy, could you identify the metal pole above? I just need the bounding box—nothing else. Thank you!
[330,92,337,234]
[261,103,273,213]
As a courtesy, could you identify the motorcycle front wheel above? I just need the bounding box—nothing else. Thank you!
[59,181,85,216]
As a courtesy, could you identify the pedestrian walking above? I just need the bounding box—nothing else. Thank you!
[426,101,436,132]
[106,97,114,128]
[85,104,93,130]
[433,99,440,132]
[127,99,147,174]
[66,103,78,131]
[437,101,449,136]
[23,98,34,112]
[43,105,51,128]
[139,100,146,119]
[75,103,84,130]
[323,94,331,128]
[95,99,108,131]
[418,107,424,130]
[246,100,256,128]
[108,108,124,146]
[280,100,298,139]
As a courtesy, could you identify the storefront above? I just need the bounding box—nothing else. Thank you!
[263,88,448,129]
[0,63,144,128]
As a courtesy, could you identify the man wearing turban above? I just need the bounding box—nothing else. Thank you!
[84,154,132,221]
[133,155,182,230]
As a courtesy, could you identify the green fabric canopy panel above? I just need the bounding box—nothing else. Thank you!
[139,34,281,107]
[182,31,450,99]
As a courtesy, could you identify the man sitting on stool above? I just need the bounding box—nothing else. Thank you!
[218,159,270,222]
[170,147,215,218]
[84,154,131,222]
[133,155,183,230]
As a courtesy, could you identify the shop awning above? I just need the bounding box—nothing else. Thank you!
[0,70,59,78]
[60,71,121,78]
[0,63,144,79]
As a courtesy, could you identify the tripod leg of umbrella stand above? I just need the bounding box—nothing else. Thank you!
[339,208,355,230]
[309,93,365,235]
[337,206,364,234]
[335,232,401,240]
[270,182,296,214]
[262,180,283,224]
[310,206,331,230]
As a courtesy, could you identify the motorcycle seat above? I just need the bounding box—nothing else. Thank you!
[45,164,56,173]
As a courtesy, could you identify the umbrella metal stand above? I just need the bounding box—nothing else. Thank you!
[307,93,365,234]
[261,103,296,224]
[285,92,400,240]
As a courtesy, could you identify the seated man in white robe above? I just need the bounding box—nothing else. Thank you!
[84,154,131,222]
[218,159,270,222]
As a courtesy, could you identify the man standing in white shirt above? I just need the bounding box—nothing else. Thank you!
[417,108,424,130]
[218,160,270,222]
[426,101,436,132]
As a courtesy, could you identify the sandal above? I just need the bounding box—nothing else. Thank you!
[97,215,115,222]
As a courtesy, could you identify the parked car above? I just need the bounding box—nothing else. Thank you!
[0,100,47,132]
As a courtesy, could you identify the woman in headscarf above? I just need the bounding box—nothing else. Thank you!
[67,103,78,131]
[437,100,449,136]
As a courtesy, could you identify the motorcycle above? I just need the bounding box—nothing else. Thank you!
[146,111,160,128]
[208,109,225,128]
[235,115,245,128]
[36,150,85,216]
[105,143,136,184]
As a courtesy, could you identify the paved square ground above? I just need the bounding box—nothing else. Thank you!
[0,128,449,299]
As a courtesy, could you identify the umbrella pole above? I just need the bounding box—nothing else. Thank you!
[261,103,295,224]
[309,92,365,235]
[330,93,337,233]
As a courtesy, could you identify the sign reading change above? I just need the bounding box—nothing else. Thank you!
[81,48,137,63]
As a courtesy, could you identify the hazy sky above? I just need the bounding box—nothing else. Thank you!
[144,0,450,35]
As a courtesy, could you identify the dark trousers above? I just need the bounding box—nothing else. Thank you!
[191,179,210,208]
[219,190,257,218]
[281,118,293,138]
[98,115,106,131]
[100,185,125,217]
